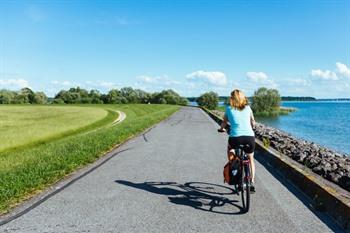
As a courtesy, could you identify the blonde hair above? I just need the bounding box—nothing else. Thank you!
[230,89,248,110]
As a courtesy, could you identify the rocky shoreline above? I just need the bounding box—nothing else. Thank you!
[212,110,350,192]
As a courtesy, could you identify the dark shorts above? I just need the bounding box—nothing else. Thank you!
[228,136,255,154]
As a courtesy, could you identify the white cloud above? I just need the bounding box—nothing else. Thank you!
[134,74,184,94]
[310,69,338,80]
[245,71,278,90]
[137,75,180,86]
[138,75,156,84]
[310,62,350,81]
[246,72,268,82]
[186,70,227,86]
[0,78,29,89]
[336,62,350,78]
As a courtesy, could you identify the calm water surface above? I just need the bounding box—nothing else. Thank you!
[256,101,350,155]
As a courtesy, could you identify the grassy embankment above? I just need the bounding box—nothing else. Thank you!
[0,106,112,152]
[0,104,179,214]
[253,106,296,117]
[216,105,296,117]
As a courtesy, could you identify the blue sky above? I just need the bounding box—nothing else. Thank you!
[0,0,349,98]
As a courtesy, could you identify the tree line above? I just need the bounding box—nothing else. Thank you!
[0,87,188,105]
[0,88,47,104]
[282,96,316,101]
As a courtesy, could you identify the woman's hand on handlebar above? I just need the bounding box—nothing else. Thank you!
[217,128,226,133]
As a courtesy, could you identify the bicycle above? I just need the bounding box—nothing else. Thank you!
[218,129,252,213]
[233,145,251,213]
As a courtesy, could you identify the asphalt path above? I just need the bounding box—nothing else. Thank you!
[0,107,342,233]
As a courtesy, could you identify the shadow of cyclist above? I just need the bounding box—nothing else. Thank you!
[115,180,245,215]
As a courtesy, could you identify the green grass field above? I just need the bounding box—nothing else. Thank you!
[0,106,110,152]
[0,104,179,214]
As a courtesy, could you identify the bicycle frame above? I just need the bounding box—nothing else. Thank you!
[235,148,251,182]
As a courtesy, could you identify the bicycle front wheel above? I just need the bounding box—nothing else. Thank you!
[241,163,250,213]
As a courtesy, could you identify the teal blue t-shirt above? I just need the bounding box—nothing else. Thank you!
[225,105,254,137]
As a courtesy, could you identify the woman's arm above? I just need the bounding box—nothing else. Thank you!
[219,115,228,131]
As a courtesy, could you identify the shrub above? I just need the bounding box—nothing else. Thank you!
[251,87,281,114]
[263,137,270,148]
[0,89,16,104]
[197,91,219,110]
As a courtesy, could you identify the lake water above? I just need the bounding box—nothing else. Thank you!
[256,101,350,155]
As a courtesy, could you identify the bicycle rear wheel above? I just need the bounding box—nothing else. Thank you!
[240,163,250,213]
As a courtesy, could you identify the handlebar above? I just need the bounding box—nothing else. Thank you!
[217,128,226,133]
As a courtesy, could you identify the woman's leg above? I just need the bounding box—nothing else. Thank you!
[227,145,235,161]
[247,152,255,183]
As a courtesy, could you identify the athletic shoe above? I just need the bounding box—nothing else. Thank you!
[250,184,256,193]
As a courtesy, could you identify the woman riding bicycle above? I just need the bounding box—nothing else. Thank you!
[218,89,256,192]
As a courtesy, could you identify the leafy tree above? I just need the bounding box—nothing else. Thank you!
[159,98,167,104]
[54,90,69,103]
[178,98,188,106]
[134,89,150,103]
[69,87,89,98]
[251,87,281,113]
[89,90,103,104]
[54,87,91,104]
[33,92,48,104]
[121,87,144,103]
[162,89,179,105]
[100,94,109,103]
[197,91,219,110]
[150,92,162,104]
[14,94,29,104]
[0,90,16,104]
[148,89,187,105]
[105,89,124,104]
[17,87,35,104]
